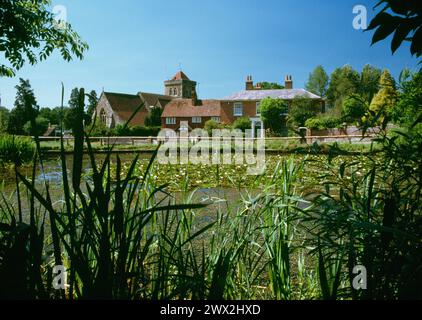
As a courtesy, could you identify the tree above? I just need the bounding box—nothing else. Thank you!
[369,69,397,116]
[391,70,422,127]
[39,106,65,126]
[368,0,422,59]
[144,106,163,127]
[8,79,39,135]
[359,64,382,103]
[258,82,284,90]
[288,97,322,127]
[0,0,88,77]
[342,94,368,124]
[23,116,49,136]
[260,97,288,134]
[326,65,360,112]
[63,88,81,130]
[305,65,329,98]
[0,107,9,133]
[85,90,98,125]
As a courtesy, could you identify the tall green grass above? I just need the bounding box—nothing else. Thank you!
[0,135,35,166]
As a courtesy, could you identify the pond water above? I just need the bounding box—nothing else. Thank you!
[0,153,260,218]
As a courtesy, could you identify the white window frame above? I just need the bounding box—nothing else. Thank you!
[211,116,221,123]
[256,102,261,116]
[234,102,243,116]
[166,117,176,125]
[192,117,202,124]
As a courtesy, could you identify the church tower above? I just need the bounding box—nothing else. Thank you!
[164,71,197,99]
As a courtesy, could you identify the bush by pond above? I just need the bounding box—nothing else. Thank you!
[0,135,35,165]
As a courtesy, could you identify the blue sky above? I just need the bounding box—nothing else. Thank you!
[0,0,419,108]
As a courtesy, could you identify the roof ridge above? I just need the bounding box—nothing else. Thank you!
[139,92,173,99]
[104,92,139,98]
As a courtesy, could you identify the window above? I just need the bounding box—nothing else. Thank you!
[212,117,220,123]
[169,88,173,95]
[234,102,243,116]
[166,117,176,125]
[256,102,261,115]
[173,88,178,96]
[100,109,107,124]
[192,117,202,124]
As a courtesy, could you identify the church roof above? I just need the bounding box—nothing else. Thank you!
[102,92,147,126]
[139,92,173,108]
[162,99,221,118]
[171,71,191,81]
[222,89,322,101]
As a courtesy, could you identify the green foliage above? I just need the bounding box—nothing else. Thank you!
[305,65,329,98]
[260,98,288,134]
[342,94,368,123]
[204,120,222,134]
[144,106,163,127]
[8,79,39,135]
[0,107,9,133]
[23,116,50,136]
[38,107,65,126]
[288,97,322,127]
[85,90,98,125]
[305,116,342,130]
[369,69,398,117]
[359,64,382,103]
[0,135,35,165]
[326,65,360,112]
[391,70,422,127]
[258,82,284,90]
[0,0,88,77]
[232,117,251,132]
[87,120,109,136]
[111,124,161,137]
[306,125,422,299]
[368,0,422,58]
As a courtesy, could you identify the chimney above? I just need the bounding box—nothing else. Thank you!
[255,82,262,90]
[191,88,198,106]
[246,75,254,90]
[285,75,293,89]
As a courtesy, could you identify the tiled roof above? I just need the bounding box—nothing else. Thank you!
[103,92,147,125]
[222,89,322,101]
[162,99,221,118]
[139,92,173,108]
[171,71,190,81]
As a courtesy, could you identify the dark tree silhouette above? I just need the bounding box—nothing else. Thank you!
[368,0,422,58]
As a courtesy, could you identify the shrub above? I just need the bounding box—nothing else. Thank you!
[232,117,251,132]
[288,97,322,127]
[204,120,222,134]
[305,116,342,130]
[0,135,35,165]
[260,97,288,134]
[88,120,109,136]
[23,116,50,136]
[129,126,161,137]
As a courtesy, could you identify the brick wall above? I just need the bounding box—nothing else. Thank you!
[161,116,215,130]
[220,101,260,124]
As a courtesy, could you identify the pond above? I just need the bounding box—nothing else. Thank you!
[0,152,374,218]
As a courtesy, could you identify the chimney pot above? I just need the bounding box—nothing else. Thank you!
[246,75,254,90]
[285,74,293,89]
